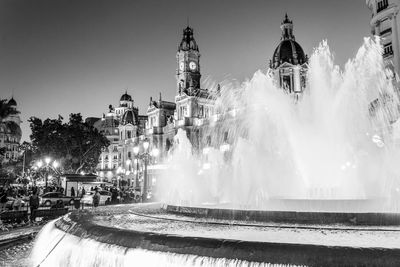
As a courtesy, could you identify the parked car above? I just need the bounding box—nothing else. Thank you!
[81,190,112,206]
[5,197,26,210]
[40,192,75,207]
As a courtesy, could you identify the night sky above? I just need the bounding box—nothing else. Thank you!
[0,0,371,141]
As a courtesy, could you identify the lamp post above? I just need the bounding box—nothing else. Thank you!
[133,139,159,202]
[133,146,140,191]
[35,157,60,189]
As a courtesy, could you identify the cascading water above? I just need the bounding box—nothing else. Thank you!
[159,37,400,210]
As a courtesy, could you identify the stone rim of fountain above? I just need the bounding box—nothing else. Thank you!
[45,203,400,266]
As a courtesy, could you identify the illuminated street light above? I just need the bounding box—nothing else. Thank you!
[52,160,59,168]
[35,157,60,188]
[37,160,43,168]
[133,139,157,202]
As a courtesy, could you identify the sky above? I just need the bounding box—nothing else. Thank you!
[0,0,371,141]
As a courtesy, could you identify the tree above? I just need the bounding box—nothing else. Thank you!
[29,113,109,174]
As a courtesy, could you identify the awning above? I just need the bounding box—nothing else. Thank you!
[62,174,98,182]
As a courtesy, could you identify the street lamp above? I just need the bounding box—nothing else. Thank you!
[35,157,60,188]
[133,139,157,202]
[133,146,140,191]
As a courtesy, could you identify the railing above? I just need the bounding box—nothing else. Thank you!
[383,50,394,58]
[380,28,392,36]
[377,0,389,13]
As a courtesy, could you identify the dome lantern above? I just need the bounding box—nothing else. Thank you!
[271,14,307,69]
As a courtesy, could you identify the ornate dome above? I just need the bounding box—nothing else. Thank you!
[271,14,307,69]
[178,26,199,52]
[121,109,138,126]
[8,97,17,106]
[120,93,132,102]
[272,40,307,68]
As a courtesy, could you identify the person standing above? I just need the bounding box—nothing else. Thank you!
[93,189,100,208]
[29,191,40,222]
[13,195,22,211]
[81,187,86,197]
[70,187,75,197]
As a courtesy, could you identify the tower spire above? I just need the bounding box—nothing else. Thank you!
[280,13,294,40]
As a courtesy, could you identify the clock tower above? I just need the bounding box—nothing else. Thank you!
[176,26,201,95]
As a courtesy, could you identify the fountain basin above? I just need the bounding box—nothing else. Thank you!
[165,201,400,225]
[31,203,400,266]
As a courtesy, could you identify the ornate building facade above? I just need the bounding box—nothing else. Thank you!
[269,14,308,99]
[367,0,400,78]
[92,15,308,193]
[0,97,22,163]
[88,92,147,186]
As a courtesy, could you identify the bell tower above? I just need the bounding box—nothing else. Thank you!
[176,26,201,96]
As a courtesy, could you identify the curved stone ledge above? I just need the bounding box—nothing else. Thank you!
[165,204,400,225]
[52,211,400,266]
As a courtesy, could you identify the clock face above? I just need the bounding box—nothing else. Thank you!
[179,62,184,71]
[189,61,197,70]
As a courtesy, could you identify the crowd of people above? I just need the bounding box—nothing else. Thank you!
[0,183,148,212]
[81,185,145,205]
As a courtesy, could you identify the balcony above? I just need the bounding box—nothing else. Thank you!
[380,28,392,36]
[377,1,389,13]
[383,50,394,58]
[176,117,193,127]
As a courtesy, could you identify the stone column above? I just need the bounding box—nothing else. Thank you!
[293,66,301,93]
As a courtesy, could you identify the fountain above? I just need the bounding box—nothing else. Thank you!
[30,38,400,266]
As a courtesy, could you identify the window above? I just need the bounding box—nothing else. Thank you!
[179,106,187,119]
[206,136,211,146]
[205,107,209,118]
[128,152,131,159]
[224,131,228,142]
[199,105,204,117]
[150,116,156,127]
[282,75,291,92]
[383,43,393,57]
[377,0,388,13]
[127,131,131,139]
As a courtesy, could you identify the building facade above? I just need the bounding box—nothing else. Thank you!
[92,15,308,194]
[269,14,308,99]
[367,0,400,78]
[0,98,22,163]
[88,92,147,186]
